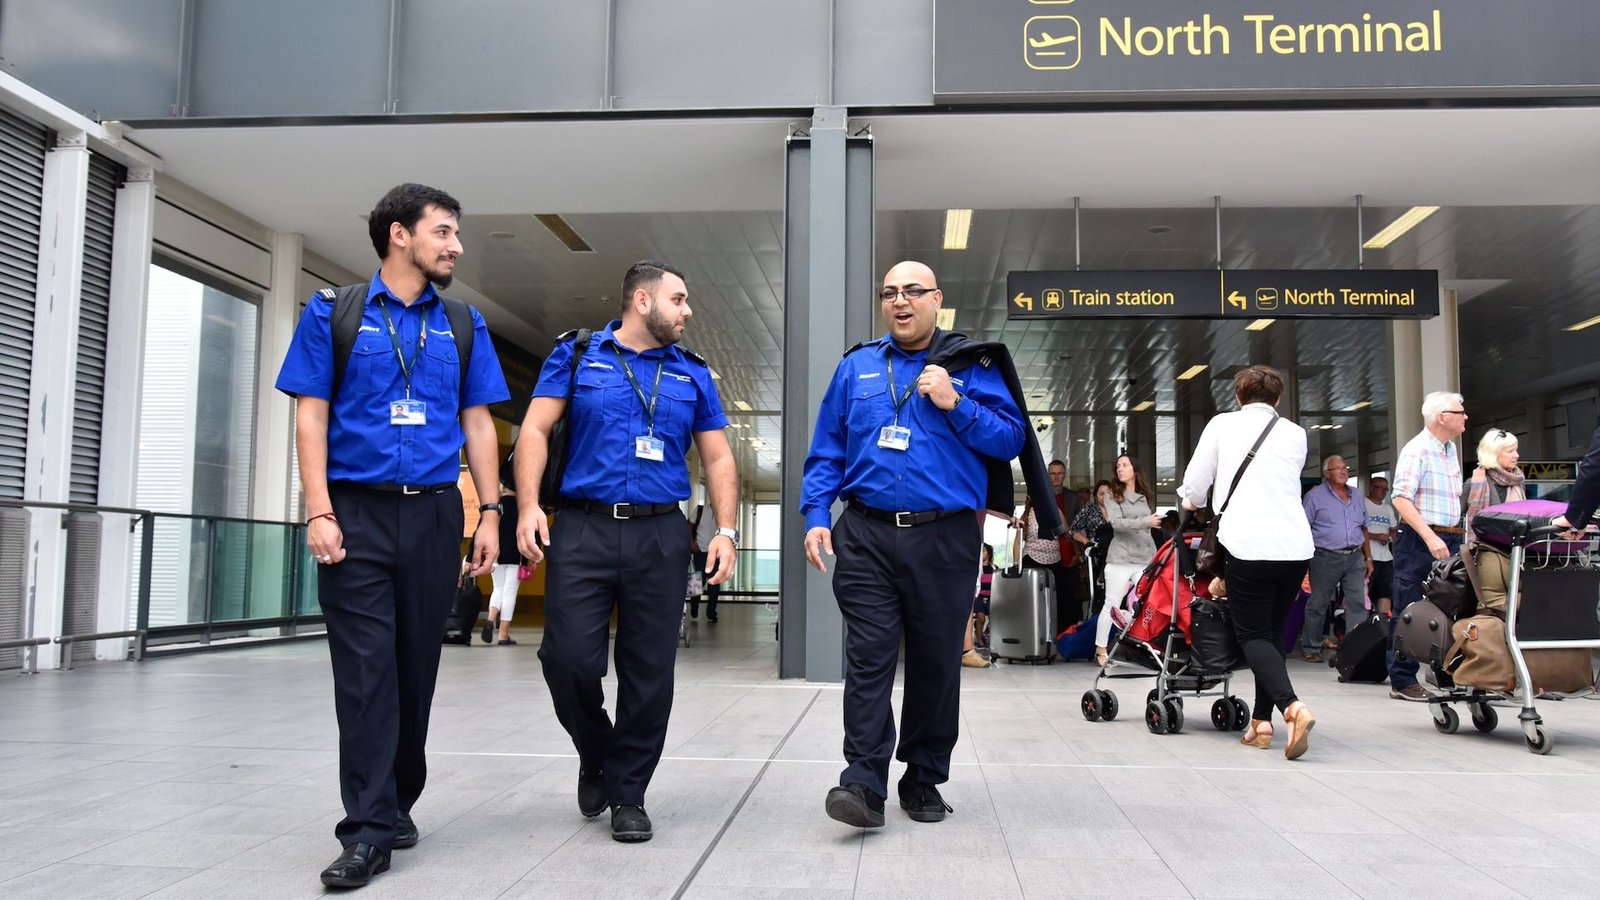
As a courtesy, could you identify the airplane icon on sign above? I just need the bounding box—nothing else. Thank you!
[1029,33,1077,49]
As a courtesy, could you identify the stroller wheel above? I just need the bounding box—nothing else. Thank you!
[1099,690,1119,721]
[1229,697,1250,732]
[1147,688,1160,706]
[1144,700,1168,734]
[1431,704,1460,734]
[1081,690,1103,722]
[1471,703,1498,733]
[1210,698,1233,732]
[1163,698,1185,734]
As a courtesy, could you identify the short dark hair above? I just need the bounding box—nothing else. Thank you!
[622,259,687,304]
[368,183,462,259]
[1048,459,1066,469]
[1233,364,1285,406]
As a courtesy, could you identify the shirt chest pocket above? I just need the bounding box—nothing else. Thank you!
[347,337,392,394]
[573,367,620,423]
[656,377,697,434]
[420,336,459,399]
[847,379,890,436]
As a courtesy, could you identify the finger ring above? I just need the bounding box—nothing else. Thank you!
[320,555,331,563]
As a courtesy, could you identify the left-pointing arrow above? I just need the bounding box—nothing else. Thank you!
[1012,292,1035,311]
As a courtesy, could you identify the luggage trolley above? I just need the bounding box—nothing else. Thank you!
[1081,532,1249,736]
[1425,521,1600,754]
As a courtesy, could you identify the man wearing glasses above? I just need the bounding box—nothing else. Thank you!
[1386,392,1468,700]
[801,261,1027,828]
[1298,455,1372,661]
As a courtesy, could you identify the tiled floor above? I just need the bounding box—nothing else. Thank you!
[6,603,1600,898]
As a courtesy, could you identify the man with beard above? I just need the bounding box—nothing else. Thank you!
[515,260,738,843]
[276,183,509,888]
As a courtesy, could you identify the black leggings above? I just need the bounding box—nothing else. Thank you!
[1225,556,1311,721]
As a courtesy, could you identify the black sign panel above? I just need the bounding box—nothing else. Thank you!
[935,0,1600,102]
[1006,270,1439,320]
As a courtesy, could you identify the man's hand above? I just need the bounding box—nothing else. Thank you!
[518,505,550,564]
[805,526,834,573]
[307,516,346,566]
[1424,532,1451,560]
[707,535,738,585]
[1365,558,1374,579]
[917,364,960,411]
[469,512,499,576]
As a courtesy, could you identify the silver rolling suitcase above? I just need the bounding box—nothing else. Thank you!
[989,567,1055,664]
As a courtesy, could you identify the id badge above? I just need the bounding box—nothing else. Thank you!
[390,398,427,426]
[635,434,666,462]
[877,425,911,451]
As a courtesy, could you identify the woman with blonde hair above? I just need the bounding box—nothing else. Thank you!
[1463,428,1525,549]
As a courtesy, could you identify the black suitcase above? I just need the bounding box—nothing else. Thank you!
[1330,615,1388,683]
[1393,599,1455,668]
[443,574,483,645]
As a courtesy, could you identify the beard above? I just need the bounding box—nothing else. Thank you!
[644,302,681,346]
[410,244,454,289]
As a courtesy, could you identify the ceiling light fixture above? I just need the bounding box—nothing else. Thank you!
[534,213,595,252]
[1565,314,1600,332]
[1343,401,1372,411]
[731,400,753,411]
[1245,319,1274,331]
[936,308,956,330]
[1363,206,1439,250]
[943,209,972,251]
[1177,364,1208,381]
[1131,401,1154,412]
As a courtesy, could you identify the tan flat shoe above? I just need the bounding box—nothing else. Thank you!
[1240,719,1272,749]
[1284,702,1316,760]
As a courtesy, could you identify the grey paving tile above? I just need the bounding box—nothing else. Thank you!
[692,849,859,890]
[0,859,48,882]
[138,868,327,899]
[65,829,270,869]
[1479,866,1600,899]
[855,853,1022,900]
[1247,806,1409,836]
[1012,856,1185,899]
[714,821,863,854]
[681,889,853,900]
[1001,827,1156,860]
[424,812,589,847]
[390,839,545,881]
[1332,862,1527,899]
[0,825,136,864]
[149,803,327,837]
[0,862,201,900]
[525,844,702,885]
[210,834,336,873]
[1280,831,1458,868]
[498,880,680,900]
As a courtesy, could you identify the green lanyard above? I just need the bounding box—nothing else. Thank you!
[377,298,427,399]
[884,352,919,425]
[611,344,666,436]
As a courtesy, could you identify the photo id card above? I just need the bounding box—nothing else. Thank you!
[390,398,427,425]
[635,434,666,462]
[877,424,911,451]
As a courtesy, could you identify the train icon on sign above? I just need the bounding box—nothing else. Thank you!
[1043,289,1064,310]
[1255,289,1279,311]
[1025,16,1081,71]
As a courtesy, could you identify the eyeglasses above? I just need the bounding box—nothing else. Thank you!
[1326,465,1349,472]
[879,286,936,301]
[1442,409,1467,416]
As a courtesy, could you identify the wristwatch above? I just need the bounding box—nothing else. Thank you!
[715,527,741,548]
[479,503,504,514]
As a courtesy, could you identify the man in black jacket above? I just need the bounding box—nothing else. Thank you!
[1555,414,1600,532]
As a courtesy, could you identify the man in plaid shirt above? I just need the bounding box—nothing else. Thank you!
[1386,391,1468,700]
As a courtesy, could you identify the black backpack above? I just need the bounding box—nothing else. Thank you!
[536,328,594,509]
[323,283,475,400]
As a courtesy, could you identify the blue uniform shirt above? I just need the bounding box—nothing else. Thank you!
[534,320,727,505]
[275,272,511,486]
[801,335,1026,530]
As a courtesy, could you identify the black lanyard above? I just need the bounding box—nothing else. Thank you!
[884,351,920,425]
[377,298,427,398]
[612,344,666,436]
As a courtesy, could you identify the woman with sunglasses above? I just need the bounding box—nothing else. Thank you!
[1463,428,1526,549]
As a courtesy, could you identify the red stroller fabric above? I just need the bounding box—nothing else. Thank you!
[1124,535,1209,649]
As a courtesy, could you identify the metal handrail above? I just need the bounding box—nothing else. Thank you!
[0,637,51,675]
[55,629,145,670]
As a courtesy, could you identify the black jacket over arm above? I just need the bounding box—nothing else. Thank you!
[927,329,1063,538]
[1566,414,1600,529]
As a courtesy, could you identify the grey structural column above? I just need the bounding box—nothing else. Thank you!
[779,107,874,682]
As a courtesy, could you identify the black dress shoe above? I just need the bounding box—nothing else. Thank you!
[319,843,389,888]
[394,811,418,849]
[611,805,653,842]
[824,783,885,828]
[897,779,953,823]
[578,770,606,818]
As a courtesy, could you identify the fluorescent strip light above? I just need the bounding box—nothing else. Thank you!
[1343,401,1372,411]
[708,367,721,380]
[943,209,972,250]
[936,308,956,330]
[732,400,752,411]
[1177,365,1208,381]
[1131,401,1154,412]
[1245,319,1274,331]
[1363,206,1439,249]
[1565,314,1600,332]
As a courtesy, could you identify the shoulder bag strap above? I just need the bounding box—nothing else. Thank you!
[1216,414,1280,515]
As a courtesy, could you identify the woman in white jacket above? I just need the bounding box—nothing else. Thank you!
[1178,365,1316,760]
[1093,454,1159,666]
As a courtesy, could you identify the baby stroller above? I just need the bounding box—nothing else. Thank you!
[1080,529,1250,735]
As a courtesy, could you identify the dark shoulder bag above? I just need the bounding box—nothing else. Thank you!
[536,328,593,510]
[1195,414,1280,580]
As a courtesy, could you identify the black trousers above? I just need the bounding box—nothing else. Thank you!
[1225,555,1311,721]
[539,507,690,807]
[319,483,463,853]
[832,506,980,799]
[689,550,721,617]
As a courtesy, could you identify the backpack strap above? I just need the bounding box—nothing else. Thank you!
[327,283,477,405]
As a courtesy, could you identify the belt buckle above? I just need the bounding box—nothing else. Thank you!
[895,511,914,528]
[402,485,421,496]
[612,503,630,520]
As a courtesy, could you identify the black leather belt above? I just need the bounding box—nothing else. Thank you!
[1321,546,1362,555]
[332,481,455,495]
[847,499,966,528]
[559,499,680,520]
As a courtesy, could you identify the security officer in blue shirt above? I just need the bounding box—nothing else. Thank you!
[276,184,509,888]
[514,260,739,844]
[802,260,1026,829]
